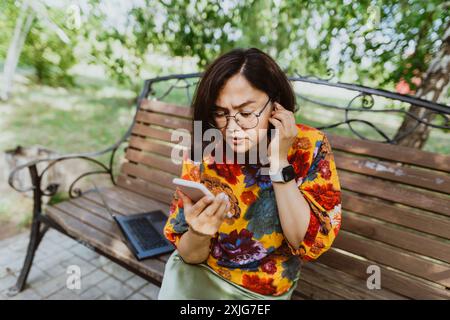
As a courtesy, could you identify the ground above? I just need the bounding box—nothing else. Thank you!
[0,229,160,300]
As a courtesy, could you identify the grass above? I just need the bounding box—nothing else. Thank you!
[0,74,136,238]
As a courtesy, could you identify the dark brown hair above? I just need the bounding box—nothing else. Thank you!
[190,47,297,161]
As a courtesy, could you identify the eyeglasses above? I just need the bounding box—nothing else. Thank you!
[210,97,273,129]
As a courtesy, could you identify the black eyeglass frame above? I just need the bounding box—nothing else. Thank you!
[209,96,273,130]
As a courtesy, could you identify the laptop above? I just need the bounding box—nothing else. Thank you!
[92,183,174,260]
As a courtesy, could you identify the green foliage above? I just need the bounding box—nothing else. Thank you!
[21,22,77,86]
[0,0,20,61]
[1,0,448,92]
[110,0,449,89]
[1,1,78,87]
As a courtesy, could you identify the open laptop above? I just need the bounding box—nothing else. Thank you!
[92,183,174,260]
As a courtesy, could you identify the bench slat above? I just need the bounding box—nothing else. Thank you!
[132,123,187,143]
[339,170,450,216]
[341,211,450,263]
[317,248,450,300]
[128,136,183,159]
[124,149,180,176]
[334,230,450,286]
[117,174,175,204]
[295,280,347,300]
[121,162,176,188]
[136,110,192,131]
[298,262,406,300]
[328,134,450,172]
[335,152,450,194]
[140,99,193,118]
[342,193,450,239]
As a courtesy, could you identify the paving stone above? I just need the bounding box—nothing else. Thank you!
[7,237,30,253]
[0,248,21,266]
[125,275,147,291]
[58,238,80,250]
[80,286,104,300]
[101,262,135,282]
[57,255,96,277]
[0,265,16,278]
[0,275,16,292]
[35,249,73,271]
[1,257,25,274]
[34,241,61,258]
[0,267,7,279]
[33,273,69,298]
[0,289,8,300]
[89,255,110,268]
[42,263,66,278]
[80,269,109,288]
[0,230,161,300]
[47,287,82,300]
[96,277,133,300]
[9,288,42,300]
[27,265,51,284]
[126,292,148,300]
[0,233,27,248]
[138,282,160,300]
[69,244,99,261]
[44,230,63,242]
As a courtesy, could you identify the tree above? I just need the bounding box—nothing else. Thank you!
[156,0,449,148]
[393,11,450,147]
[1,0,34,100]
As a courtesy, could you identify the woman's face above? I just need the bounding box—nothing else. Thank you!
[214,73,274,155]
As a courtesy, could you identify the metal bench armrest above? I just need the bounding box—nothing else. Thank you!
[7,142,127,198]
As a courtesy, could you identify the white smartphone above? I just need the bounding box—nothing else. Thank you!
[172,178,214,202]
[172,178,233,218]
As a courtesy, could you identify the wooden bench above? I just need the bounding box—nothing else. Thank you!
[8,95,450,300]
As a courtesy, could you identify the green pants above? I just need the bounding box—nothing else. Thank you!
[158,250,298,300]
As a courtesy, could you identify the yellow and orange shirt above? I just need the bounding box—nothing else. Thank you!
[163,123,342,296]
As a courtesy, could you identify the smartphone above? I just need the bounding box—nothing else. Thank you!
[172,178,233,218]
[172,178,213,202]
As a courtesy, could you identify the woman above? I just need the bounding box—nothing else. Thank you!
[158,47,342,300]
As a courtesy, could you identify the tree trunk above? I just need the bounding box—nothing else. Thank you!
[1,0,34,101]
[393,20,450,149]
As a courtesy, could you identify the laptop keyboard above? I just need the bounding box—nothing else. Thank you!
[126,218,168,251]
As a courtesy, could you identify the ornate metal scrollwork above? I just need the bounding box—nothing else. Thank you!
[143,72,448,144]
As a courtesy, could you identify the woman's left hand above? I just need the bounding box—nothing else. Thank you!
[268,102,297,167]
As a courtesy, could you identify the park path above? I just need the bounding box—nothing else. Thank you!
[0,229,160,300]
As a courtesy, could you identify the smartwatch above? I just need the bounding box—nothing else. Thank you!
[269,164,296,183]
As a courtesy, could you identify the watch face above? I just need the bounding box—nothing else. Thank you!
[282,165,296,182]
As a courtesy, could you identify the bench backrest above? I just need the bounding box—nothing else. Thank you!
[118,99,450,299]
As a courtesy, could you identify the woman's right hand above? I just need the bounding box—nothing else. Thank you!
[177,189,230,237]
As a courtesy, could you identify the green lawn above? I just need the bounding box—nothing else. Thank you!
[0,75,136,237]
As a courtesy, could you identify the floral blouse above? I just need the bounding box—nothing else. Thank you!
[163,123,342,296]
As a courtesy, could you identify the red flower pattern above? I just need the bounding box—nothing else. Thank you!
[242,274,277,295]
[303,183,341,211]
[261,258,277,275]
[240,191,257,205]
[287,149,310,180]
[318,159,331,180]
[208,162,242,184]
